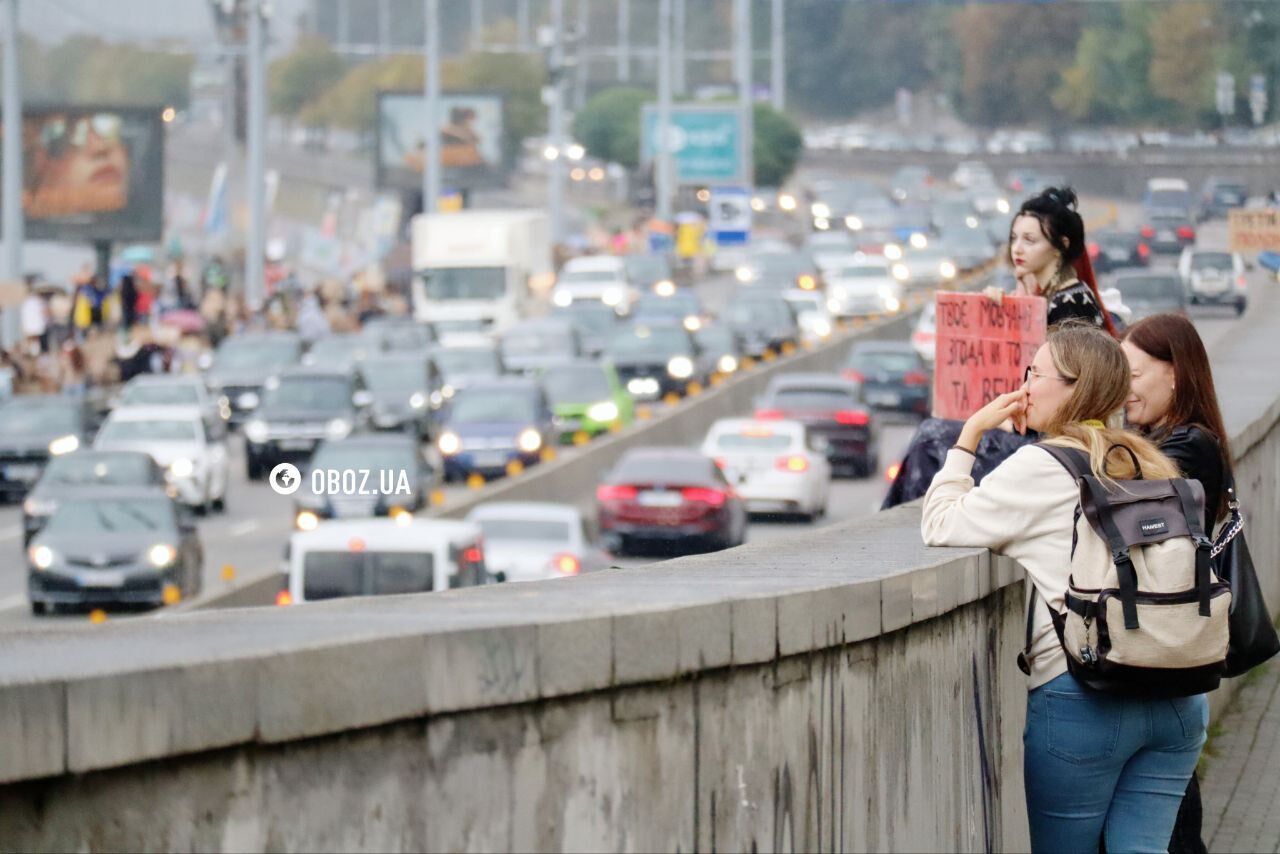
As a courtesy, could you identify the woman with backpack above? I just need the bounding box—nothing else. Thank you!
[920,323,1208,852]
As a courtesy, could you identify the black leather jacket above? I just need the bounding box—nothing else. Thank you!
[882,417,1038,509]
[1156,424,1227,533]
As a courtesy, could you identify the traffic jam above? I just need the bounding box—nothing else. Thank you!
[2,165,1255,618]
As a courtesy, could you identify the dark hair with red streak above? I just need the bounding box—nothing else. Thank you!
[1122,312,1232,517]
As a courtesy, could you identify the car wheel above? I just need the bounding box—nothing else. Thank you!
[30,600,47,616]
[213,493,226,513]
[1235,299,1247,317]
[246,458,263,481]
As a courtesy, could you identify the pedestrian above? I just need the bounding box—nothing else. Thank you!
[19,281,48,354]
[119,272,139,329]
[46,286,72,352]
[295,287,330,344]
[58,339,87,397]
[920,323,1205,852]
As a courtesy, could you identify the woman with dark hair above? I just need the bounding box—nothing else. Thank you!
[1121,312,1232,854]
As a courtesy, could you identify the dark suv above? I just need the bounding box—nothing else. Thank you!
[242,368,373,479]
[0,395,94,502]
[203,332,303,426]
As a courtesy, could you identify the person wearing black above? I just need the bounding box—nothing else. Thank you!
[1122,312,1233,854]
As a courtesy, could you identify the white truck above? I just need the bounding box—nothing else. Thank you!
[411,210,553,343]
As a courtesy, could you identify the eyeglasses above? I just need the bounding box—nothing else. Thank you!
[1024,366,1076,385]
[39,114,123,158]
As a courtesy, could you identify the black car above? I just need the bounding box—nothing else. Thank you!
[292,434,438,530]
[754,374,879,476]
[1199,177,1248,221]
[630,291,710,332]
[1088,230,1150,273]
[22,450,167,544]
[1140,210,1196,254]
[724,290,801,358]
[551,301,621,358]
[429,344,505,401]
[203,331,303,426]
[361,317,437,353]
[624,253,676,291]
[243,368,373,479]
[695,323,747,377]
[359,353,444,438]
[27,488,203,614]
[1111,270,1188,322]
[499,317,583,374]
[604,321,710,401]
[0,395,94,502]
[302,333,385,372]
[843,342,931,417]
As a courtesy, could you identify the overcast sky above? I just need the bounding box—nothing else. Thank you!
[21,0,308,48]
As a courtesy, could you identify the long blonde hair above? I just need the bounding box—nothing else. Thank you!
[1038,324,1179,483]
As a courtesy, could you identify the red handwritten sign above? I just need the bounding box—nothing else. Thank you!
[1229,208,1280,253]
[932,292,1047,420]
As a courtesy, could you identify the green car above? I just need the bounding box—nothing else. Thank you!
[540,361,634,444]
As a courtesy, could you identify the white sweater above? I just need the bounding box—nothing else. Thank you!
[921,445,1081,689]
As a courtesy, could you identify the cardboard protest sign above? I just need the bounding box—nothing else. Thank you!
[1228,209,1280,254]
[933,292,1047,420]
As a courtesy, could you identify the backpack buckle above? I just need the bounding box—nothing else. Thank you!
[1192,535,1212,550]
[1111,547,1131,564]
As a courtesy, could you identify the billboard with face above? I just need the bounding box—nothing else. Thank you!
[0,105,165,242]
[376,91,505,193]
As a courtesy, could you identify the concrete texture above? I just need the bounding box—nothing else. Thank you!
[1201,662,1280,853]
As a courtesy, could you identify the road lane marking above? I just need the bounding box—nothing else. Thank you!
[228,520,260,537]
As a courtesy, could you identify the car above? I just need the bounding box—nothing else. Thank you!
[280,518,489,604]
[429,344,505,401]
[951,161,995,189]
[596,447,748,556]
[965,182,1011,217]
[110,375,230,425]
[623,253,676,294]
[754,374,879,477]
[94,407,231,513]
[27,488,203,614]
[780,289,836,346]
[22,450,167,545]
[465,501,612,582]
[0,395,94,502]
[292,434,438,531]
[358,352,444,437]
[1177,249,1248,314]
[1140,209,1196,254]
[700,418,830,520]
[823,255,904,318]
[302,333,383,373]
[912,301,937,364]
[890,166,935,202]
[828,195,903,249]
[843,341,931,417]
[723,290,802,358]
[1198,177,1249,221]
[930,195,983,234]
[540,360,634,443]
[435,378,555,481]
[604,321,711,401]
[935,228,997,270]
[551,301,621,357]
[735,251,822,291]
[1088,230,1150,273]
[694,324,746,377]
[1110,270,1188,322]
[499,317,583,374]
[890,245,960,289]
[243,368,374,480]
[804,230,857,273]
[202,331,303,426]
[360,317,437,353]
[630,290,711,332]
[552,255,638,315]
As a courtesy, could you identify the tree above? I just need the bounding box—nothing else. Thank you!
[753,103,801,188]
[1148,2,1220,121]
[270,37,347,121]
[1054,5,1156,123]
[573,87,650,169]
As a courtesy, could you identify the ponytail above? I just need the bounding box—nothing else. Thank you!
[1072,251,1118,339]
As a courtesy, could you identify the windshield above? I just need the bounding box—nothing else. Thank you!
[362,361,425,391]
[0,403,78,434]
[556,306,617,335]
[310,444,414,474]
[771,388,857,410]
[852,351,920,373]
[786,296,823,313]
[44,498,175,535]
[450,390,536,423]
[421,267,506,301]
[432,348,498,376]
[1212,184,1246,200]
[560,268,621,284]
[751,255,809,277]
[367,323,431,351]
[302,551,435,599]
[541,365,612,403]
[696,328,734,353]
[835,265,889,279]
[1117,276,1183,300]
[611,455,712,485]
[42,454,154,485]
[728,300,789,326]
[215,338,298,370]
[1190,253,1233,272]
[606,326,691,358]
[262,377,351,410]
[99,419,200,443]
[1097,233,1136,248]
[1147,189,1190,209]
[309,337,372,364]
[120,383,200,407]
[625,256,671,283]
[503,328,574,357]
[714,431,796,451]
[634,295,698,317]
[476,518,572,542]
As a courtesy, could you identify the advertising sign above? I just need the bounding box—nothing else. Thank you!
[932,292,1047,421]
[1228,208,1280,254]
[0,105,165,242]
[641,104,748,187]
[375,91,506,193]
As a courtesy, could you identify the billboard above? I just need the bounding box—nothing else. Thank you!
[641,104,748,187]
[1,105,165,242]
[375,91,505,193]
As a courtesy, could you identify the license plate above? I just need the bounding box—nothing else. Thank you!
[638,490,683,507]
[1107,250,1129,262]
[4,464,39,481]
[278,439,315,451]
[867,391,901,407]
[471,451,508,467]
[1158,231,1174,241]
[81,570,125,588]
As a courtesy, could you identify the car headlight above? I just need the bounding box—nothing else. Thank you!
[883,295,901,312]
[667,356,694,379]
[601,287,623,306]
[169,458,195,478]
[587,401,619,422]
[996,198,1010,214]
[147,544,177,568]
[295,510,319,532]
[552,289,573,307]
[517,428,543,453]
[683,315,702,332]
[940,261,957,280]
[23,496,57,516]
[438,431,461,455]
[735,266,753,282]
[29,545,55,570]
[813,217,830,231]
[965,216,979,229]
[441,384,455,399]
[845,215,863,230]
[718,354,738,374]
[892,263,910,282]
[909,233,928,249]
[245,419,269,444]
[811,202,831,219]
[48,434,79,456]
[326,418,352,440]
[827,298,842,314]
[654,280,676,297]
[812,319,832,338]
[883,243,903,260]
[778,193,797,212]
[409,392,426,409]
[798,274,817,290]
[237,391,260,409]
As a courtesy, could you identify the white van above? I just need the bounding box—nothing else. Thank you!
[281,518,489,604]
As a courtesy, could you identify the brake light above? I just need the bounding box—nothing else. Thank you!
[755,408,784,420]
[1137,242,1151,259]
[681,487,727,507]
[903,371,929,386]
[552,553,581,575]
[713,456,728,469]
[1087,242,1099,258]
[842,369,865,383]
[348,537,366,553]
[776,455,809,473]
[835,410,869,425]
[885,462,902,483]
[1140,226,1155,239]
[1236,275,1247,290]
[1177,225,1195,240]
[275,590,293,607]
[463,545,483,564]
[597,484,638,502]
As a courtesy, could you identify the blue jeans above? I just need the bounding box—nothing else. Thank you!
[1024,672,1208,853]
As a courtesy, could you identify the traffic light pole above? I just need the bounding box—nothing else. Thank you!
[423,0,442,215]
[245,0,266,312]
[2,0,21,347]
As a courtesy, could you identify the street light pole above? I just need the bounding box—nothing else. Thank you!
[735,0,754,190]
[673,0,686,96]
[548,0,566,244]
[771,0,784,111]
[573,0,588,110]
[655,0,673,225]
[424,0,442,214]
[1,0,21,347]
[245,0,266,312]
[517,0,530,52]
[617,0,630,82]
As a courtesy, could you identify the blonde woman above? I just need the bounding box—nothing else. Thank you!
[921,324,1206,852]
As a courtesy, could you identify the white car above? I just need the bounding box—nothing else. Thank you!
[1177,248,1248,313]
[912,301,937,364]
[465,501,611,583]
[111,375,231,425]
[700,418,830,521]
[780,289,836,346]
[93,407,230,513]
[824,255,903,318]
[552,255,639,315]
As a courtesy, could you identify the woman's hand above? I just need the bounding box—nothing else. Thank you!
[957,388,1028,452]
[1016,272,1038,295]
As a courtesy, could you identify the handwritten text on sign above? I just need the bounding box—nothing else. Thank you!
[933,292,1047,420]
[1228,208,1280,253]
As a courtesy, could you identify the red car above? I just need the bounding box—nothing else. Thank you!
[596,448,748,557]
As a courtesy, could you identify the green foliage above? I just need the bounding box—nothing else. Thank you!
[270,37,347,120]
[752,103,801,188]
[573,87,651,169]
[11,36,194,109]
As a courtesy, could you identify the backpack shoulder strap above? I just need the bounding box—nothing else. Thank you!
[1035,442,1091,481]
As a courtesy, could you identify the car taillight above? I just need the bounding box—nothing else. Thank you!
[275,590,293,607]
[1140,226,1155,239]
[597,484,638,502]
[463,545,483,564]
[903,371,929,386]
[755,409,784,420]
[1236,275,1247,290]
[713,456,728,469]
[835,410,869,425]
[1087,242,1099,258]
[842,369,865,383]
[1137,242,1151,259]
[1177,225,1195,240]
[776,455,809,473]
[681,487,727,507]
[911,330,933,344]
[885,462,902,483]
[552,553,581,575]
